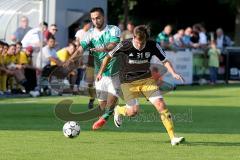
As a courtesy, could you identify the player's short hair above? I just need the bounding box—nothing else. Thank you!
[133,25,150,40]
[90,7,104,16]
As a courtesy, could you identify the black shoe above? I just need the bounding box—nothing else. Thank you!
[88,99,95,109]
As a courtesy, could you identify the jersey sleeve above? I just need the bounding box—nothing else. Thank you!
[154,43,167,62]
[108,42,123,57]
[80,31,91,50]
[109,26,121,43]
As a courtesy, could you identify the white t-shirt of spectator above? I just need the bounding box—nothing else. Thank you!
[199,32,207,45]
[21,27,42,48]
[75,29,88,41]
[36,45,57,69]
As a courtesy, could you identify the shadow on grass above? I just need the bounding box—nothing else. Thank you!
[182,141,240,147]
[0,102,240,135]
[176,83,240,91]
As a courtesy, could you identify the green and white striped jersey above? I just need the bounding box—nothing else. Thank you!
[80,25,121,76]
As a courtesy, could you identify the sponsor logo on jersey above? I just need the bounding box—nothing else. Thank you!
[129,59,148,64]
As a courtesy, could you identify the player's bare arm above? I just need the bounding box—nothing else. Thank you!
[63,45,84,67]
[89,42,118,52]
[96,55,112,81]
[163,60,184,82]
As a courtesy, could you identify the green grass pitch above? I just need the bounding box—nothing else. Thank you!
[0,84,240,160]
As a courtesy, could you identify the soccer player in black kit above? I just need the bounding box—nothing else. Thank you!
[96,25,185,146]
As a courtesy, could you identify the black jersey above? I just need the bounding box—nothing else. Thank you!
[108,39,167,83]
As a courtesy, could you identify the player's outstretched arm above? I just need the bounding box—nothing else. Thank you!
[96,55,112,81]
[63,46,84,67]
[163,60,185,83]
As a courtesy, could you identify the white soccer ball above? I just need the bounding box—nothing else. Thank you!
[63,121,81,138]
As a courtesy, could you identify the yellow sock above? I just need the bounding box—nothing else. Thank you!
[160,109,175,140]
[1,74,7,92]
[117,105,127,116]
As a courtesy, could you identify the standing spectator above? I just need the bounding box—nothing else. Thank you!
[199,24,208,48]
[120,21,135,41]
[21,22,47,49]
[182,27,192,48]
[215,28,232,52]
[75,20,92,43]
[156,25,173,49]
[75,19,95,108]
[36,36,60,70]
[173,29,185,49]
[10,16,32,42]
[208,41,221,84]
[21,22,48,67]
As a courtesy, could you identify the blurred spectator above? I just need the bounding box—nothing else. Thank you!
[182,27,192,48]
[118,22,124,32]
[10,16,32,42]
[215,28,233,52]
[75,20,92,43]
[156,25,173,49]
[74,19,92,91]
[173,29,185,49]
[21,22,47,49]
[199,24,208,48]
[36,36,61,70]
[121,21,135,41]
[55,42,77,91]
[17,44,37,93]
[208,41,221,84]
[190,24,201,48]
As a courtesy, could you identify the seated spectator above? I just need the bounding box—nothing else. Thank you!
[10,16,32,42]
[16,44,37,93]
[36,36,62,95]
[156,25,173,49]
[55,42,77,90]
[121,21,135,41]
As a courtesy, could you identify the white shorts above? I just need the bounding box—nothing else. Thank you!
[95,74,120,101]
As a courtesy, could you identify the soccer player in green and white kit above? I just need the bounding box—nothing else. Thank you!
[69,7,121,130]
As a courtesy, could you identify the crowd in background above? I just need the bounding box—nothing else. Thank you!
[0,16,235,97]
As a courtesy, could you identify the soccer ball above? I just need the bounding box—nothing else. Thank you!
[63,121,81,138]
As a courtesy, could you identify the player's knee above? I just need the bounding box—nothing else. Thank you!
[154,99,166,112]
[127,106,139,116]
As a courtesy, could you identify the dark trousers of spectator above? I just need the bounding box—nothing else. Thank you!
[76,68,85,86]
[24,68,37,93]
[209,67,218,84]
[41,65,58,77]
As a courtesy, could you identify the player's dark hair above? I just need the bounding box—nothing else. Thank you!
[90,7,104,16]
[133,25,150,40]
